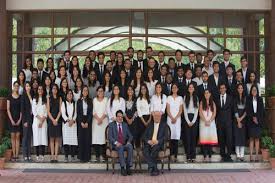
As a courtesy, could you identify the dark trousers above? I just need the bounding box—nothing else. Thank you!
[115,143,133,168]
[143,144,161,169]
[78,124,91,162]
[94,144,105,158]
[183,114,198,160]
[22,125,32,158]
[217,125,232,159]
[64,145,77,158]
[170,140,179,158]
[202,145,212,158]
[35,145,45,156]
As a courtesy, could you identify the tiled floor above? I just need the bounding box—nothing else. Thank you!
[1,169,275,183]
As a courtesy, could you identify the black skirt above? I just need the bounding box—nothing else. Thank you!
[48,118,62,138]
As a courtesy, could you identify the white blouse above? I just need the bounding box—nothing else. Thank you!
[150,94,167,113]
[136,98,150,117]
[253,97,257,113]
[61,101,77,121]
[106,97,126,122]
[83,100,88,116]
[183,96,199,124]
[23,69,32,82]
[146,80,158,97]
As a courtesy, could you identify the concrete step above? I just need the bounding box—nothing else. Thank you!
[5,155,271,170]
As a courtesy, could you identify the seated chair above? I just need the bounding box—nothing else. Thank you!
[137,126,171,173]
[105,125,138,174]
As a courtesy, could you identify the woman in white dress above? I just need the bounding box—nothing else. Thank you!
[92,86,108,162]
[246,72,261,95]
[32,85,48,162]
[22,57,33,82]
[61,89,78,162]
[106,85,126,123]
[150,82,167,120]
[145,69,158,98]
[73,77,83,102]
[199,89,218,162]
[166,83,183,162]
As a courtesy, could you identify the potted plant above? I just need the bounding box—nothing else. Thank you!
[0,88,9,141]
[266,85,275,108]
[2,135,12,161]
[0,144,7,169]
[269,144,275,169]
[261,136,273,161]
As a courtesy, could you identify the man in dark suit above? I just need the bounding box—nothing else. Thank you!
[88,50,99,69]
[36,58,49,84]
[159,64,168,84]
[133,50,147,72]
[108,110,133,176]
[157,51,168,71]
[234,71,248,96]
[143,114,167,176]
[162,73,173,96]
[219,49,236,78]
[127,47,137,65]
[175,49,185,71]
[168,57,176,78]
[225,65,237,96]
[94,52,106,85]
[198,71,213,100]
[237,56,252,84]
[174,67,185,97]
[216,84,233,162]
[209,61,226,101]
[124,59,134,83]
[185,50,197,77]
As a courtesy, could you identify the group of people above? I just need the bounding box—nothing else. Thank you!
[7,46,265,176]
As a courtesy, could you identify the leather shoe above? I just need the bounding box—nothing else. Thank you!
[126,166,132,175]
[121,168,127,176]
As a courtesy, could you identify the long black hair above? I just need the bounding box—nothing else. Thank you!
[185,83,198,108]
[102,71,113,92]
[138,83,150,103]
[35,85,47,105]
[88,70,97,87]
[110,85,120,108]
[236,83,245,105]
[201,89,214,112]
[82,56,93,79]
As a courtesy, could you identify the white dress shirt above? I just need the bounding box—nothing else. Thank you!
[253,97,257,113]
[150,94,167,113]
[136,98,150,117]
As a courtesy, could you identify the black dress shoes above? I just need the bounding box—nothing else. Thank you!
[121,167,127,176]
[126,166,132,175]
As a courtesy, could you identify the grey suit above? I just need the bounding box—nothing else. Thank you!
[108,121,133,168]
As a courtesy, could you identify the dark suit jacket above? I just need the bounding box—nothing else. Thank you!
[225,77,237,96]
[219,62,236,78]
[142,119,167,148]
[21,93,32,125]
[208,74,226,101]
[94,64,106,84]
[108,121,133,149]
[246,96,264,128]
[133,59,148,72]
[237,68,253,84]
[216,94,234,128]
[185,63,197,76]
[37,70,49,84]
[76,99,93,125]
[162,83,172,96]
[197,82,214,100]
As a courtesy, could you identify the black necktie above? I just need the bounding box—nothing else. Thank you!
[100,65,103,74]
[229,79,232,86]
[222,95,225,107]
[204,84,207,90]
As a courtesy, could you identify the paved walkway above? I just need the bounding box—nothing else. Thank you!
[0,169,275,183]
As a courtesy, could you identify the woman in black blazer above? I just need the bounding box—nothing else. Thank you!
[21,81,33,161]
[246,84,264,162]
[77,85,93,162]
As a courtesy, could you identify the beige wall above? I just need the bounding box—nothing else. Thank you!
[6,0,272,10]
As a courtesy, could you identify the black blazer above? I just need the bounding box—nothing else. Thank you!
[219,62,236,78]
[21,93,32,125]
[162,83,172,96]
[246,96,264,128]
[197,82,214,100]
[94,64,106,84]
[142,118,167,148]
[76,98,93,125]
[216,94,234,128]
[37,70,49,84]
[208,74,226,100]
[225,77,237,96]
[185,63,197,76]
[108,121,133,149]
[133,59,148,72]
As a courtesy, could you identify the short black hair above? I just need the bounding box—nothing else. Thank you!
[116,110,124,116]
[188,50,196,55]
[212,61,220,67]
[223,49,231,54]
[37,58,44,64]
[207,49,214,55]
[175,49,183,56]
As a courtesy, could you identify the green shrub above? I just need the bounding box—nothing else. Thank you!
[1,136,11,149]
[0,144,6,157]
[261,136,273,149]
[0,88,9,98]
[269,144,275,158]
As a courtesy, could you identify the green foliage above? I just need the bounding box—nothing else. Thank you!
[269,144,275,158]
[0,144,6,157]
[261,136,273,149]
[0,88,9,97]
[266,85,275,97]
[1,137,11,149]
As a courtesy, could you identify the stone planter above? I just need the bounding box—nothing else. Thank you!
[261,148,270,162]
[4,149,12,162]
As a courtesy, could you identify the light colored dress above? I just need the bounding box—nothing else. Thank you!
[166,95,183,140]
[61,101,78,145]
[146,80,158,98]
[106,97,126,123]
[32,97,48,146]
[92,97,109,145]
[199,107,218,145]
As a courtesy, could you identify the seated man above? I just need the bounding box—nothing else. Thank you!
[108,110,133,176]
[143,114,167,176]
